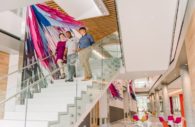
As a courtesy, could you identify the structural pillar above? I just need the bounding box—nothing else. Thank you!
[155,90,160,116]
[149,94,155,114]
[162,84,170,118]
[180,65,195,127]
[99,92,109,127]
[148,95,152,112]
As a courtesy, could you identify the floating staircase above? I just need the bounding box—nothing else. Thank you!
[0,57,121,127]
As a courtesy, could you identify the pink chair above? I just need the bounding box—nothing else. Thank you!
[174,117,182,127]
[159,116,165,122]
[168,115,174,126]
[168,115,174,121]
[133,115,139,121]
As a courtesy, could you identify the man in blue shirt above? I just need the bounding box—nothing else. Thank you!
[78,27,94,81]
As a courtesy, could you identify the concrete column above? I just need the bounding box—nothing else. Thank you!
[149,94,155,113]
[148,95,153,113]
[99,92,108,127]
[155,90,160,116]
[151,94,155,113]
[162,84,170,118]
[180,65,195,127]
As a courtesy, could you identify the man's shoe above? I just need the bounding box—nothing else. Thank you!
[82,76,92,81]
[65,79,74,82]
[87,76,92,79]
[81,77,88,81]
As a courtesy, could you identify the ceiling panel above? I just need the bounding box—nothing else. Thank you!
[0,0,46,12]
[116,0,178,77]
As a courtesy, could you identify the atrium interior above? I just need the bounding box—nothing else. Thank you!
[0,0,195,127]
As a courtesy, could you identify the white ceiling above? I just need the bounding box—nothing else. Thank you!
[0,0,46,12]
[116,0,179,78]
[0,11,23,37]
[54,0,109,20]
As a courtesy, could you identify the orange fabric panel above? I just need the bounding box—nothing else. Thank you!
[162,121,169,127]
[179,94,186,127]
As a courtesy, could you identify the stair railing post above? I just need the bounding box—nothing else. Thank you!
[75,75,78,122]
[24,78,30,127]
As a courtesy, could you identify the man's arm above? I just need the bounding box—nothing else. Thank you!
[88,34,94,45]
[77,38,81,52]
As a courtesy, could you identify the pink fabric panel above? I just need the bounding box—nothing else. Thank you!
[36,4,83,26]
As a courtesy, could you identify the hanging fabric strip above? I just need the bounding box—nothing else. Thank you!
[128,80,137,101]
[36,4,83,26]
[26,3,85,71]
[109,82,122,99]
[27,7,48,67]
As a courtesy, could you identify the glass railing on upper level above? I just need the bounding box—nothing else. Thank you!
[0,35,123,127]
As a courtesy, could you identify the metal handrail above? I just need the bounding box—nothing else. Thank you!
[0,64,64,105]
[0,54,54,81]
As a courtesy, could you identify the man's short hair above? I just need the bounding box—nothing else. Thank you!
[79,27,87,31]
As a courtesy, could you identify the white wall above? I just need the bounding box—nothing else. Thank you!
[5,54,20,112]
[0,32,22,54]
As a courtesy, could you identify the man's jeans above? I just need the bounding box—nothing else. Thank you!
[67,53,77,80]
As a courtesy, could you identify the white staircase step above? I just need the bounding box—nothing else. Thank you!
[4,112,59,121]
[33,92,81,99]
[28,98,74,105]
[0,120,48,127]
[43,85,89,91]
[0,77,105,127]
[15,104,68,112]
[52,79,92,85]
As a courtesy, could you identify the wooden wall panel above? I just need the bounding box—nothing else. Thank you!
[0,51,9,118]
[185,10,195,109]
[0,52,9,91]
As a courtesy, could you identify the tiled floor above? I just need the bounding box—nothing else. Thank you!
[111,121,128,127]
[110,118,162,127]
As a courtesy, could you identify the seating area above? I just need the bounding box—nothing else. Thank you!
[117,113,183,127]
[158,115,182,127]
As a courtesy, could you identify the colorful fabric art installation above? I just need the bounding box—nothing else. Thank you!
[109,82,122,99]
[128,80,137,101]
[25,3,83,70]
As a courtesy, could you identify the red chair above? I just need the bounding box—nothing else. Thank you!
[146,114,149,120]
[174,117,182,127]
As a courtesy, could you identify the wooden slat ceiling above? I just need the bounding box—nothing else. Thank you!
[45,0,67,15]
[45,0,118,41]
